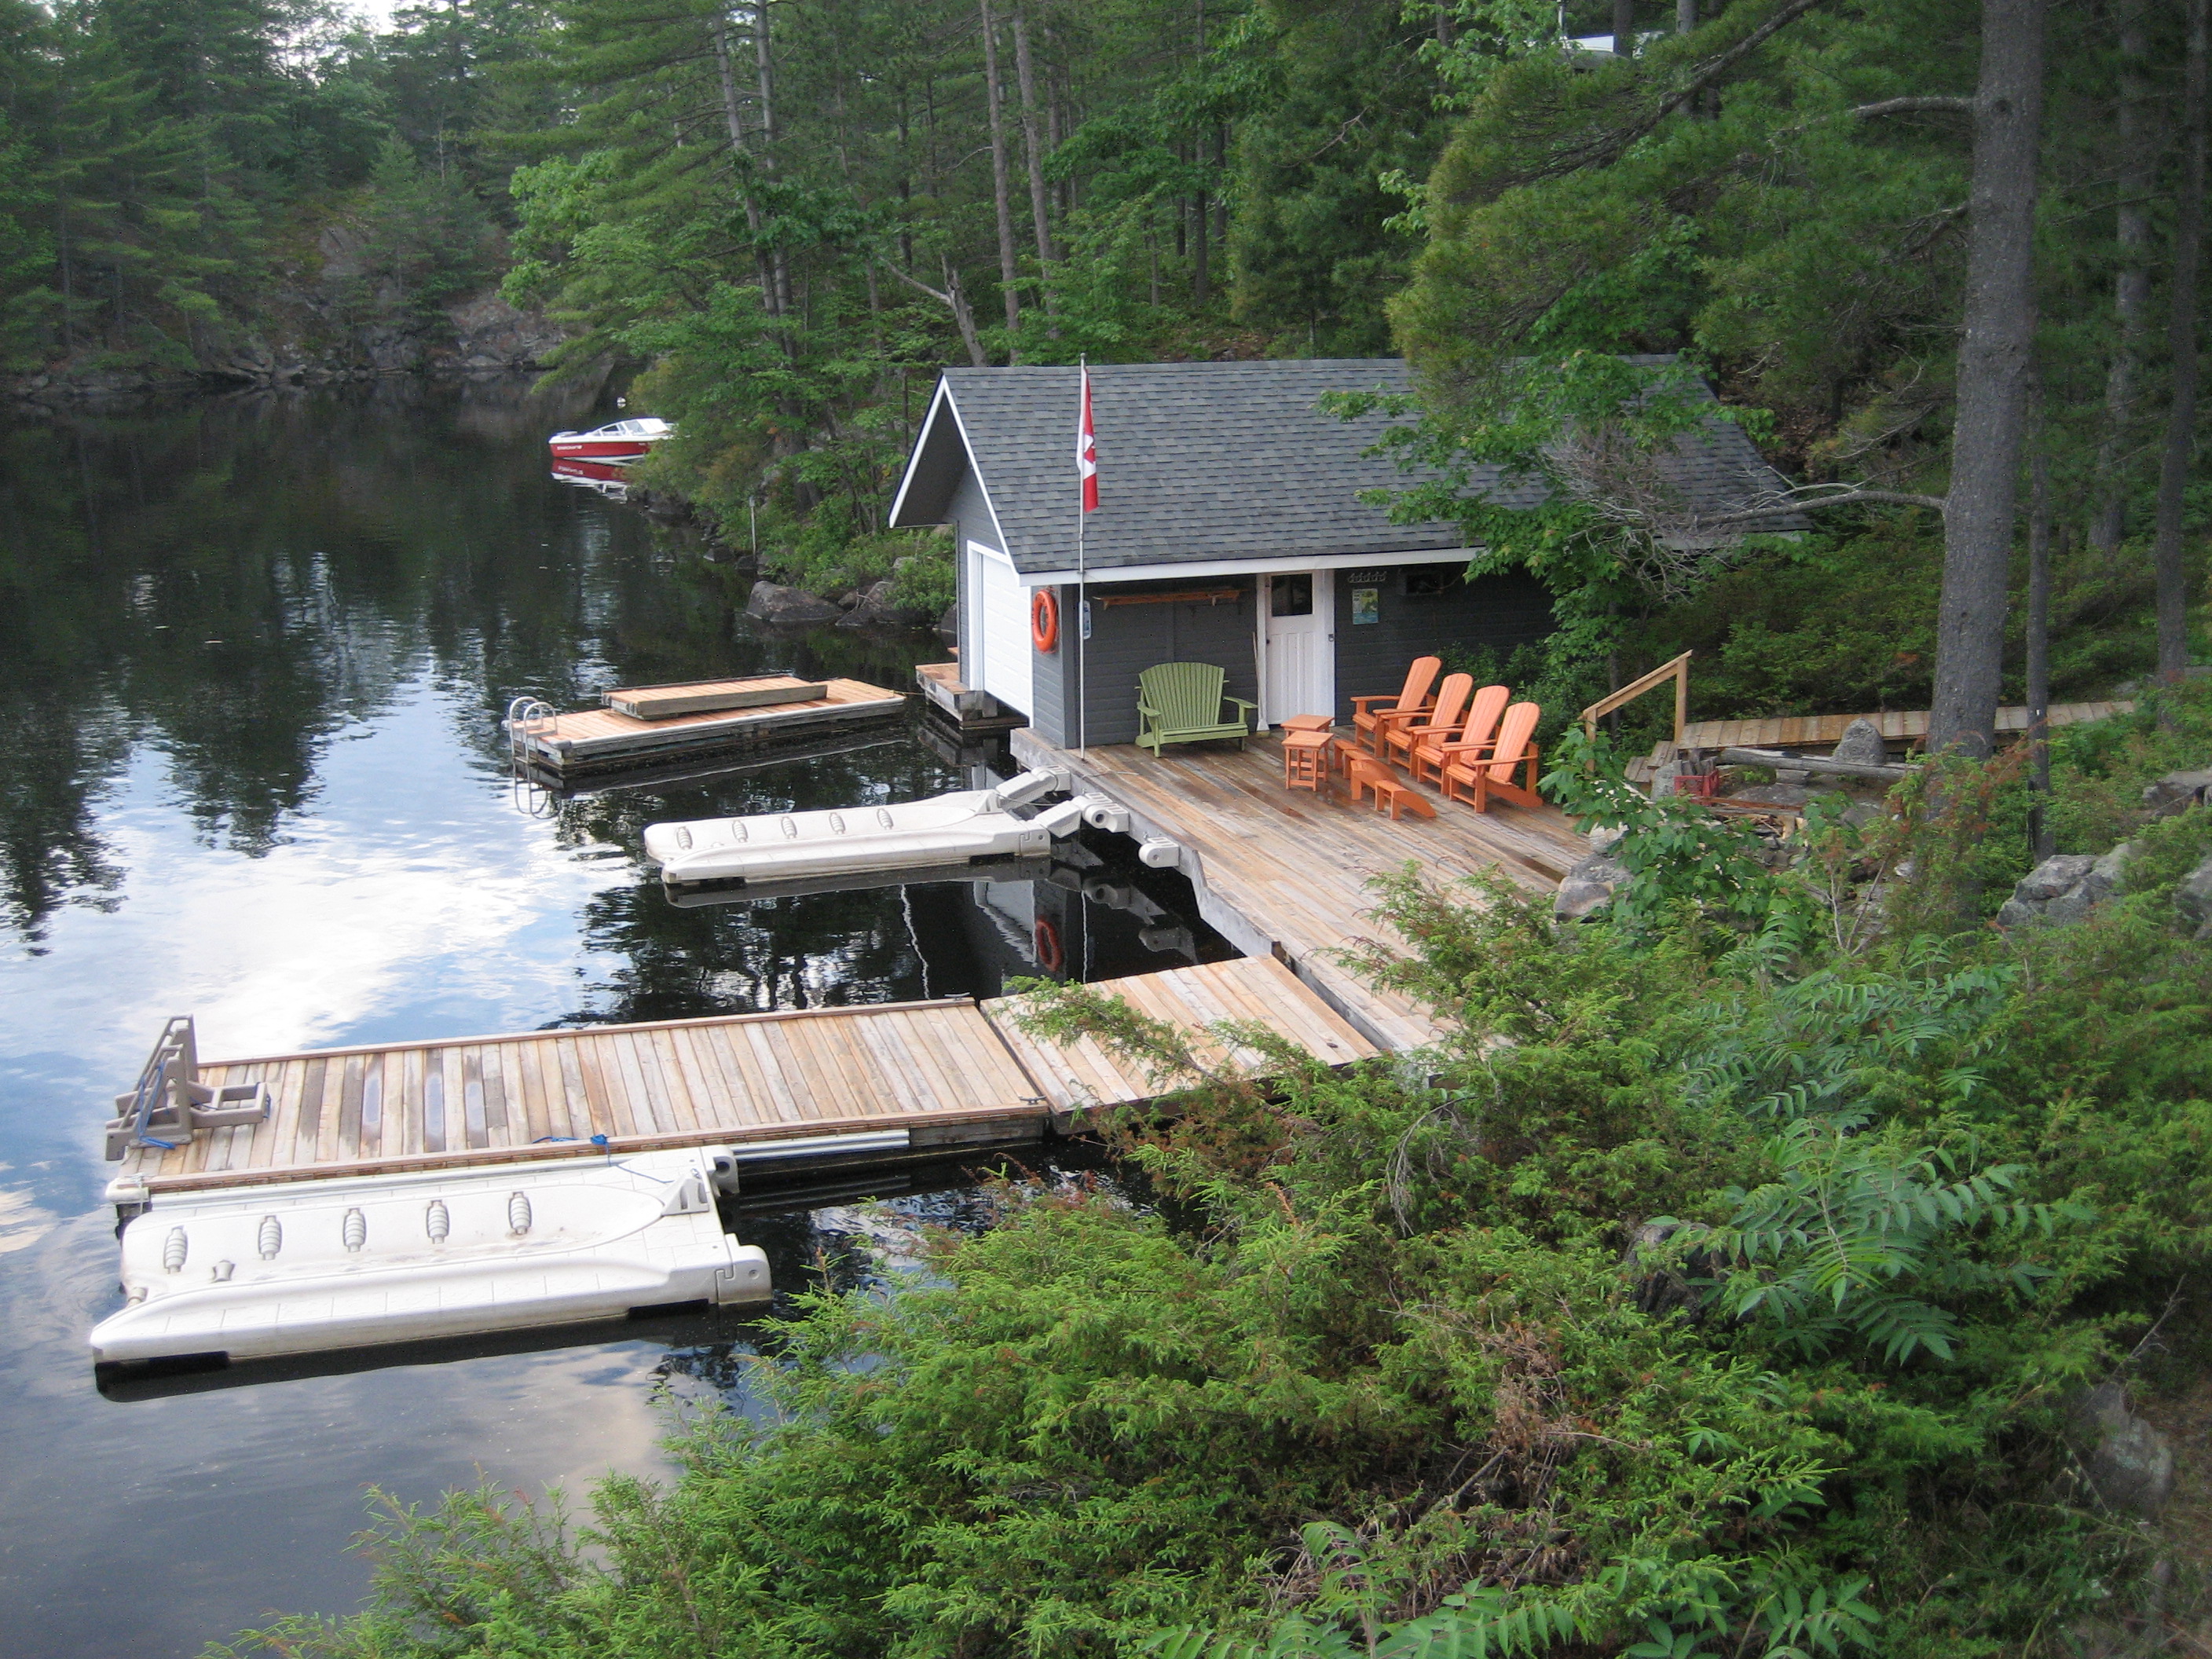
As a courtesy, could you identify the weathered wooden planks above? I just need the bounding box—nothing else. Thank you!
[516,677,910,772]
[983,956,1376,1115]
[1011,727,1587,1050]
[110,960,1380,1197]
[115,1000,1042,1196]
[1657,701,2133,763]
[606,676,829,720]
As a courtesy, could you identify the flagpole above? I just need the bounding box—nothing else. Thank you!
[1076,356,1088,755]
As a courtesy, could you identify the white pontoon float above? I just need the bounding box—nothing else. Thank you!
[643,767,1111,887]
[90,1146,771,1367]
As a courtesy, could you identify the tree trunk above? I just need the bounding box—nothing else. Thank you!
[1676,0,1696,31]
[709,16,778,320]
[754,2,791,318]
[1013,9,1055,294]
[2027,427,2055,861]
[942,261,988,368]
[1192,187,1210,303]
[2091,6,2152,557]
[1613,0,1636,57]
[1928,0,2045,759]
[2155,0,2209,687]
[980,0,1022,345]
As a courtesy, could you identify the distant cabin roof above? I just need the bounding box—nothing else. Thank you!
[887,357,1803,577]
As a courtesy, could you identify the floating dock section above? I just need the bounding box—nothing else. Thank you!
[94,958,1372,1365]
[507,676,910,780]
[104,957,1374,1208]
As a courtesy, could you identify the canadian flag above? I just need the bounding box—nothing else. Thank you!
[1076,363,1098,513]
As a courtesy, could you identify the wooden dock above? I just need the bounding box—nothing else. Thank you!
[510,676,910,777]
[1010,729,1588,1050]
[1635,700,2134,778]
[104,957,1375,1199]
[916,661,1026,733]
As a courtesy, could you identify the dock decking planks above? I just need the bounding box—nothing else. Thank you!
[1011,729,1588,1049]
[983,957,1378,1115]
[520,677,909,770]
[1647,701,2135,766]
[115,959,1370,1196]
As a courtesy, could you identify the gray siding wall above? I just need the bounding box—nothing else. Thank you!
[1330,567,1553,719]
[1034,577,1258,747]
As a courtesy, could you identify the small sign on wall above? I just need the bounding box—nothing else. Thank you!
[1080,599,1093,640]
[1350,586,1381,625]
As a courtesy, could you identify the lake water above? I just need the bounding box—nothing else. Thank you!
[0,379,1225,1657]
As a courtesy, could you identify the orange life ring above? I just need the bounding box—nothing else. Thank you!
[1031,588,1060,654]
[1034,916,1065,973]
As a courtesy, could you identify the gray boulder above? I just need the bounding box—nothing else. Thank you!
[2143,770,2212,819]
[744,581,843,625]
[838,579,917,628]
[1828,717,1889,769]
[2174,852,2212,940]
[1555,847,1630,921]
[1998,845,2132,928]
[2067,1382,2174,1517]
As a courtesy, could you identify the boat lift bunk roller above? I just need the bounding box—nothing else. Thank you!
[642,767,1111,888]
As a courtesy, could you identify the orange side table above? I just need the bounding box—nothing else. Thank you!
[1283,728,1331,792]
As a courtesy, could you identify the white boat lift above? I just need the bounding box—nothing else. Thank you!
[90,1145,771,1367]
[642,767,1119,887]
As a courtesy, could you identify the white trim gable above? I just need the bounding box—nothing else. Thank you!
[885,379,1013,556]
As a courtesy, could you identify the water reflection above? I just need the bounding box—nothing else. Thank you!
[0,379,1228,1656]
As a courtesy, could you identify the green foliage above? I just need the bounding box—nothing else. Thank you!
[1540,727,1799,932]
[348,136,493,317]
[222,793,2212,1657]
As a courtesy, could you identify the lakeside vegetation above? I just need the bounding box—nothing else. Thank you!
[220,685,2212,1657]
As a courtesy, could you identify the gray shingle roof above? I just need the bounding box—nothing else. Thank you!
[888,357,1802,576]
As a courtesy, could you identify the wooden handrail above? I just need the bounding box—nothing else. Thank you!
[1580,650,1691,748]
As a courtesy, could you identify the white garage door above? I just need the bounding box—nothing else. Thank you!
[969,542,1034,718]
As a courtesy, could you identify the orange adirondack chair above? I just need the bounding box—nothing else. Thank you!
[1350,656,1442,755]
[1408,683,1509,786]
[1382,673,1472,771]
[1442,701,1543,811]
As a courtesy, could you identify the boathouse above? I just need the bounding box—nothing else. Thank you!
[888,357,1797,745]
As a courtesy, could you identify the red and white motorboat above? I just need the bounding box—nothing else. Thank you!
[547,416,672,465]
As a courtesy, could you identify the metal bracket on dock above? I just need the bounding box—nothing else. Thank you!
[104,1016,270,1160]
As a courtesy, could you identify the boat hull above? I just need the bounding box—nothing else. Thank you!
[548,439,656,463]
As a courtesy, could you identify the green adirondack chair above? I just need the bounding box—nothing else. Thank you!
[1135,661,1257,756]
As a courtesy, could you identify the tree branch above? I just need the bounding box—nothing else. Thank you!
[1775,94,1976,140]
[1697,486,1947,526]
[1848,93,1975,119]
[881,258,990,367]
[1648,0,1834,126]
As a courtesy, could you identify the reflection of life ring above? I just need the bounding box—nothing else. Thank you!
[1031,588,1060,653]
[1034,916,1065,973]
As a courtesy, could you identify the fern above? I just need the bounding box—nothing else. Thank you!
[1656,1119,2079,1362]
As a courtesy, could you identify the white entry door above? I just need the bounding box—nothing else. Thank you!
[1261,570,1335,725]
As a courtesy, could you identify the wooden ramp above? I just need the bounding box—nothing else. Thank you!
[984,955,1376,1117]
[106,958,1372,1199]
[1636,701,2135,778]
[1011,730,1588,1051]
